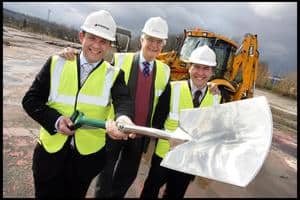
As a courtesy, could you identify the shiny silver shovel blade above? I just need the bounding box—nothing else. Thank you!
[160,96,273,187]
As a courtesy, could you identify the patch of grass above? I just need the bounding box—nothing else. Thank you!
[256,64,297,99]
[272,73,297,99]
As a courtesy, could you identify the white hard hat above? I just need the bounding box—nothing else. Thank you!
[142,17,168,39]
[189,45,217,67]
[81,10,116,41]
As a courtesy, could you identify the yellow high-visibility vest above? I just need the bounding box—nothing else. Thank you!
[155,80,221,158]
[39,55,120,155]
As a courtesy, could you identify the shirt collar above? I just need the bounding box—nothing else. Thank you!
[79,52,101,68]
[189,79,207,96]
[139,51,154,70]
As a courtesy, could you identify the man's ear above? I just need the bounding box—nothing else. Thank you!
[188,63,192,73]
[79,31,84,44]
[106,44,112,51]
[139,36,144,47]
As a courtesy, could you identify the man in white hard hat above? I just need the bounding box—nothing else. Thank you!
[95,16,171,198]
[22,10,134,198]
[140,45,222,198]
[58,16,171,198]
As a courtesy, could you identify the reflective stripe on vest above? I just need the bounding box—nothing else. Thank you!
[155,80,221,158]
[40,55,120,155]
[110,53,170,123]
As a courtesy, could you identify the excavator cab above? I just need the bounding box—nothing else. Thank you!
[179,35,237,80]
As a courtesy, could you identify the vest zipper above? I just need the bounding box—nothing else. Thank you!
[70,70,83,149]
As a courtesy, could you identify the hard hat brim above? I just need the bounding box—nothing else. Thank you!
[81,26,116,41]
[142,31,168,40]
[188,59,217,67]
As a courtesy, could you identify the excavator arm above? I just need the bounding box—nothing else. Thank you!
[229,33,259,100]
[210,33,259,102]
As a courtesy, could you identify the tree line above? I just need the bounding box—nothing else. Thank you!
[4,8,79,43]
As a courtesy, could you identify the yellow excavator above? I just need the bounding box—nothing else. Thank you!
[156,28,259,102]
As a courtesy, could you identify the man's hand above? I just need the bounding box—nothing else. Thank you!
[58,47,79,60]
[106,120,131,140]
[207,82,220,95]
[115,115,136,139]
[57,116,75,136]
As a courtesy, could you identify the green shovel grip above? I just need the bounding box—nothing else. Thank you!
[70,110,106,130]
[78,118,106,129]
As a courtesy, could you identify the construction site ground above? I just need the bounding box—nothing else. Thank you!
[3,26,297,198]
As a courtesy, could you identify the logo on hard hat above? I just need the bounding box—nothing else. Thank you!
[151,28,160,33]
[94,24,110,30]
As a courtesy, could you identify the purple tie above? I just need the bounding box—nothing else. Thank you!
[143,61,150,77]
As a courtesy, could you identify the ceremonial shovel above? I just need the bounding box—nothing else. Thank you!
[70,96,273,187]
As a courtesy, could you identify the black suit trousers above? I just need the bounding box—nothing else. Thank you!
[140,153,194,199]
[95,134,145,198]
[32,139,106,198]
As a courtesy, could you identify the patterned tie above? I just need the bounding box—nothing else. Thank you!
[142,61,150,77]
[80,63,94,85]
[193,90,202,107]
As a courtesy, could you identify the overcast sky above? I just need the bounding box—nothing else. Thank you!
[3,2,297,76]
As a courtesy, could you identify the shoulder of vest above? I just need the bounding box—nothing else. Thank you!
[155,60,170,76]
[51,55,60,62]
[205,89,221,99]
[50,55,73,67]
[206,88,213,95]
[115,52,134,57]
[114,53,135,65]
[115,52,125,56]
[104,60,116,69]
[155,59,168,67]
[51,54,78,64]
[171,80,187,86]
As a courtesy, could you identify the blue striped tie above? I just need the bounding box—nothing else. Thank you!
[143,61,150,77]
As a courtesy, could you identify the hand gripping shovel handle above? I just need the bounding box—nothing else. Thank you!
[70,110,170,138]
[69,110,106,130]
[69,110,190,141]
